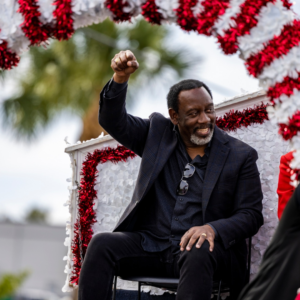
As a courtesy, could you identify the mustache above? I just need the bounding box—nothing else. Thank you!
[193,123,213,133]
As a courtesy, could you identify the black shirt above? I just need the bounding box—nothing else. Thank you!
[135,128,210,253]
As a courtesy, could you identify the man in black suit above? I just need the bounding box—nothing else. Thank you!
[78,50,264,300]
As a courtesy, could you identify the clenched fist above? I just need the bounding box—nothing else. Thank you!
[111,50,139,83]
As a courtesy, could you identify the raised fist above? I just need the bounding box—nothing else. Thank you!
[111,50,139,83]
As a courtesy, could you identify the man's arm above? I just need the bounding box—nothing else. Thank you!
[99,50,150,157]
[208,148,264,250]
[104,79,128,99]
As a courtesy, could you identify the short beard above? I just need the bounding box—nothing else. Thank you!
[190,128,214,146]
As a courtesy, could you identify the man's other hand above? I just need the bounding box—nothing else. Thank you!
[180,225,215,252]
[111,50,139,83]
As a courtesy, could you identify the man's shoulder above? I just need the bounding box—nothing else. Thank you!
[149,112,172,127]
[217,127,257,156]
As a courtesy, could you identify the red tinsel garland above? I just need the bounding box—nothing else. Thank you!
[197,0,230,36]
[0,0,295,72]
[18,0,51,45]
[0,40,20,70]
[278,111,300,140]
[282,0,293,9]
[105,0,132,22]
[216,103,269,131]
[70,145,136,285]
[141,0,163,25]
[267,72,300,104]
[217,0,275,55]
[175,0,198,32]
[246,20,300,77]
[52,0,74,40]
[1,0,74,70]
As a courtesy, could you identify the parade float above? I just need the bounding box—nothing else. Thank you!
[63,90,290,296]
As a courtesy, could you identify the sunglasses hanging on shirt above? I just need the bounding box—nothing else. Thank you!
[177,163,196,195]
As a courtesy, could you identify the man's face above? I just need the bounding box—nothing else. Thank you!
[171,87,216,147]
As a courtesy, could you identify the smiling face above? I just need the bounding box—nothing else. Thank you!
[169,87,216,147]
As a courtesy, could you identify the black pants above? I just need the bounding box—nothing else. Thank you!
[78,232,230,300]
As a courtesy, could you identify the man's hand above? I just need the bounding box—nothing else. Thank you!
[111,50,139,83]
[180,225,215,252]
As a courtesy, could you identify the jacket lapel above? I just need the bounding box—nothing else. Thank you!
[202,127,230,221]
[138,123,177,201]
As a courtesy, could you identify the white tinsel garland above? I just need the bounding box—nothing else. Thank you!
[258,44,300,90]
[214,0,245,35]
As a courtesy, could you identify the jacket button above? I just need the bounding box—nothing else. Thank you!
[175,217,178,221]
[171,235,175,238]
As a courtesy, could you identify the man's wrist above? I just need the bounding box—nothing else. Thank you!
[113,73,130,83]
[206,223,218,239]
[104,77,128,99]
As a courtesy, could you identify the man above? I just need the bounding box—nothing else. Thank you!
[78,50,264,300]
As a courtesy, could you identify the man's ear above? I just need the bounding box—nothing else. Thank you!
[168,108,179,125]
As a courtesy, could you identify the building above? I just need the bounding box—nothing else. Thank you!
[0,222,72,300]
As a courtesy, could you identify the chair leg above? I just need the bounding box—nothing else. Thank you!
[217,280,222,300]
[138,282,141,300]
[112,276,117,300]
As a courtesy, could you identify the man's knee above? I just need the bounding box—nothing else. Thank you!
[179,241,214,269]
[86,232,117,256]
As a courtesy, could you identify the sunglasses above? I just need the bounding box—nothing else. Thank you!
[177,163,196,195]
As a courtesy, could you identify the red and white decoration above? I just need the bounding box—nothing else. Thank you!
[1,0,300,182]
[63,94,290,295]
[70,145,136,285]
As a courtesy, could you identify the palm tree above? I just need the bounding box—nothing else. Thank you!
[1,19,193,141]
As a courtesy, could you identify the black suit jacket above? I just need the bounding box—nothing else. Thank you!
[99,82,264,299]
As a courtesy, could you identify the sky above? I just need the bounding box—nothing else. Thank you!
[1,3,300,225]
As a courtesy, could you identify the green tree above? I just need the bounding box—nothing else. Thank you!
[1,19,193,141]
[0,271,28,300]
[25,207,49,224]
